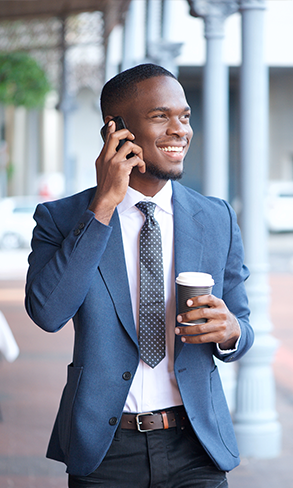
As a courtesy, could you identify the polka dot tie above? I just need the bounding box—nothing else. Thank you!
[135,201,166,368]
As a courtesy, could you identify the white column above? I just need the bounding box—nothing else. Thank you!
[188,0,238,412]
[188,0,238,199]
[25,110,40,195]
[122,0,146,71]
[145,0,182,77]
[233,0,282,458]
[203,16,229,199]
[58,17,76,196]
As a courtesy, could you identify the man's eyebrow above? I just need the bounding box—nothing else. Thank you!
[147,105,191,114]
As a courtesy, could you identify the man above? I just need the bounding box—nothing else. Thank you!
[25,64,254,488]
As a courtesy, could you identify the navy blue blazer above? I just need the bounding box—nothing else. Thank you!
[25,181,253,476]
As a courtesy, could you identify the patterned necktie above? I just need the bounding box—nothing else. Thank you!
[135,201,166,368]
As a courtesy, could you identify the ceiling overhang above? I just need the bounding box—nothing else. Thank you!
[0,0,131,34]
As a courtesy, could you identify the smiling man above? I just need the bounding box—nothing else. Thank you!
[25,64,253,488]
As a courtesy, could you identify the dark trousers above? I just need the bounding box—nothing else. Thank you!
[68,420,228,488]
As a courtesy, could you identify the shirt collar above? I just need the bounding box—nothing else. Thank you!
[117,180,173,216]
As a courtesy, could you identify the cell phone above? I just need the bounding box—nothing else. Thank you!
[100,115,128,152]
[100,116,134,159]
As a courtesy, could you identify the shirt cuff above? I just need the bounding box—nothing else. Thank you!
[217,331,241,355]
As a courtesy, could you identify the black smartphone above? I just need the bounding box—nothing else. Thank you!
[100,116,134,159]
[100,115,128,152]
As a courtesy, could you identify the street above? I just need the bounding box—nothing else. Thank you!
[0,232,292,487]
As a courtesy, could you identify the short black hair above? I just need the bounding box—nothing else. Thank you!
[100,63,177,120]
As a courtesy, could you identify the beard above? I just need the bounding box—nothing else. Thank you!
[145,161,184,181]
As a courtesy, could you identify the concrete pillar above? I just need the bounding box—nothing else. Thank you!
[146,0,183,76]
[122,0,146,71]
[233,0,282,458]
[203,18,228,199]
[187,0,238,413]
[146,0,162,52]
[188,0,238,199]
[58,17,76,196]
[25,110,40,195]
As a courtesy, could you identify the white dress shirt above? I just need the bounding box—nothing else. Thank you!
[118,180,183,413]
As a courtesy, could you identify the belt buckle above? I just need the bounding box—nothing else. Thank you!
[135,412,154,432]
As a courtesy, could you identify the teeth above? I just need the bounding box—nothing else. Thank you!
[158,146,184,152]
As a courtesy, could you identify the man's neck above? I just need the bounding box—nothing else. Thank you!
[129,175,168,197]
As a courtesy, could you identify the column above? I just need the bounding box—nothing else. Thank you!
[188,0,238,199]
[58,17,76,196]
[233,0,282,457]
[146,0,183,76]
[122,0,146,71]
[25,110,40,195]
[188,0,238,412]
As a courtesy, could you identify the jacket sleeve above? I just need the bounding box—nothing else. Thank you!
[213,200,254,362]
[25,202,112,332]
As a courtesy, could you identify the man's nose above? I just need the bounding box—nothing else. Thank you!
[166,118,189,137]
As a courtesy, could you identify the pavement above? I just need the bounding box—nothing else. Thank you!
[0,233,293,487]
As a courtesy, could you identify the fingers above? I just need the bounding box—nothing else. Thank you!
[176,294,214,325]
[175,295,237,345]
[175,323,226,344]
[104,120,136,156]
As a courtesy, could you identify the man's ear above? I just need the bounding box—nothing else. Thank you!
[104,115,114,124]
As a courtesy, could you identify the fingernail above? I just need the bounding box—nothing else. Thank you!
[187,299,193,307]
[177,315,182,323]
[181,337,186,342]
[108,121,113,127]
[175,327,180,334]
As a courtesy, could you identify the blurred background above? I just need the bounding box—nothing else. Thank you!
[0,0,292,487]
[0,0,292,245]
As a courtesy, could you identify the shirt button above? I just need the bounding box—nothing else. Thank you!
[74,229,81,236]
[109,417,118,426]
[79,222,85,229]
[122,371,132,381]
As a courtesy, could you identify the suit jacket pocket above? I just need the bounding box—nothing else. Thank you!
[210,366,239,457]
[58,362,83,456]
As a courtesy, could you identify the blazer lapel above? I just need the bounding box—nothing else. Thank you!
[172,182,205,361]
[98,209,138,347]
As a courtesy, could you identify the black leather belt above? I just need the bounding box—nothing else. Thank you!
[121,406,188,432]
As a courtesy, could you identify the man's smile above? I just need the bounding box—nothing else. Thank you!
[158,146,184,153]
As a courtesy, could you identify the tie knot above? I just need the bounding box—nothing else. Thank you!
[136,201,156,218]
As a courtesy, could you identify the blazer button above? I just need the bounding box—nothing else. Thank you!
[122,371,132,381]
[109,417,118,426]
[74,229,81,236]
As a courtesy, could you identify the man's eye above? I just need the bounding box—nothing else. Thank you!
[152,114,166,119]
[182,113,191,120]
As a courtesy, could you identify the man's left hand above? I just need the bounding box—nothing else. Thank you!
[175,295,241,350]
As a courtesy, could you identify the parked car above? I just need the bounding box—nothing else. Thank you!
[266,181,293,232]
[0,196,43,249]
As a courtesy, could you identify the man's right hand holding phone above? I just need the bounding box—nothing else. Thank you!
[89,119,145,225]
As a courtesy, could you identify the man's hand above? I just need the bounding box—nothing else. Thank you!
[89,120,145,225]
[175,295,241,350]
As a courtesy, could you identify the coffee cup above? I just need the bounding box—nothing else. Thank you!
[176,272,214,325]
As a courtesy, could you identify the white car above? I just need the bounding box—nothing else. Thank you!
[266,181,293,232]
[0,196,43,249]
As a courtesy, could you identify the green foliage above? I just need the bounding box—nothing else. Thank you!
[0,52,51,108]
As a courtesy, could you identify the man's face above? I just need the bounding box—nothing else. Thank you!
[119,76,193,181]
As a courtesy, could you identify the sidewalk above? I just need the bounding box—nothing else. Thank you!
[0,255,293,486]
